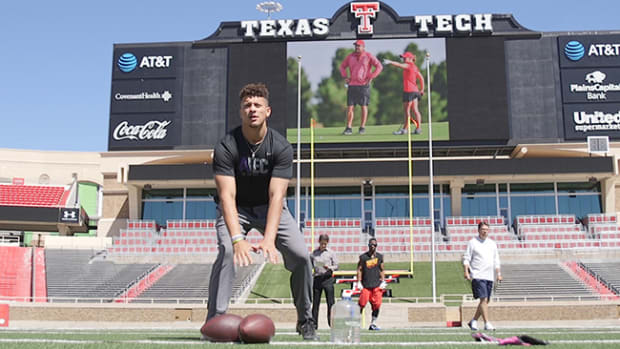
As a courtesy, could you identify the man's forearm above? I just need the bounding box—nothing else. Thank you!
[221,197,242,238]
[263,195,284,242]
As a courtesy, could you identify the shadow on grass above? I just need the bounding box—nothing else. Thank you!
[250,291,283,304]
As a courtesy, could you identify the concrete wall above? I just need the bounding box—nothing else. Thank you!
[8,301,619,328]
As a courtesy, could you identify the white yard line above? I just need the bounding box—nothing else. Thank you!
[2,338,620,346]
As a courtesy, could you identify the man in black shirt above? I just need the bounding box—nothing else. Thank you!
[207,83,317,340]
[355,237,386,330]
[310,234,339,329]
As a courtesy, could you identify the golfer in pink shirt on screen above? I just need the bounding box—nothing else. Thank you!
[339,40,383,135]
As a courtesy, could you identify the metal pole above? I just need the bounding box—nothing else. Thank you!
[426,52,437,303]
[296,56,302,228]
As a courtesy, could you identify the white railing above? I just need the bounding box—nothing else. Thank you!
[2,293,615,305]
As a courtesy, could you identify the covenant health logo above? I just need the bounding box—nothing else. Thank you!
[564,41,585,61]
[117,53,138,72]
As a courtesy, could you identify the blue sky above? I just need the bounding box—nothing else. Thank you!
[1,0,618,152]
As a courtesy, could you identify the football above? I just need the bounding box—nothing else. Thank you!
[238,313,276,343]
[200,313,243,342]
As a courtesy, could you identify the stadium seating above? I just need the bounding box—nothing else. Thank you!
[515,214,576,225]
[444,216,515,252]
[303,219,364,254]
[132,263,260,303]
[110,220,221,256]
[582,214,620,249]
[0,183,68,207]
[45,249,157,302]
[494,263,597,300]
[446,216,505,226]
[374,225,448,253]
[583,213,617,227]
[512,214,606,250]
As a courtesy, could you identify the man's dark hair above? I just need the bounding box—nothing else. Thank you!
[239,83,269,102]
[478,221,489,229]
[368,237,377,245]
[318,234,329,242]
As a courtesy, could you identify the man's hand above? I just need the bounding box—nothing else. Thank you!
[256,238,279,264]
[233,240,254,267]
[379,280,388,289]
[497,274,503,282]
[464,266,472,281]
[383,59,393,65]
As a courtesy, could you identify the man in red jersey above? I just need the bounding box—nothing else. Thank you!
[384,52,425,135]
[339,40,383,135]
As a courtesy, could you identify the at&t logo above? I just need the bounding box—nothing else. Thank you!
[564,41,585,61]
[117,53,173,73]
[117,53,137,72]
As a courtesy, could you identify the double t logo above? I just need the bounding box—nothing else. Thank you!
[350,2,380,34]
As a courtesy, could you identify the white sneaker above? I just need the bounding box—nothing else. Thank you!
[467,319,478,331]
[484,322,495,331]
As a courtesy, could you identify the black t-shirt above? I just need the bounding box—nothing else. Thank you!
[358,251,384,288]
[213,126,293,207]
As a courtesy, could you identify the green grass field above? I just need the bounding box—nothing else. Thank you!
[286,122,449,143]
[249,261,471,303]
[2,327,620,348]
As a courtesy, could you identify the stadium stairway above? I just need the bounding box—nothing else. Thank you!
[565,261,619,299]
[113,264,175,303]
[580,262,620,294]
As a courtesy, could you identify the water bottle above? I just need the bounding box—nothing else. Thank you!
[331,296,361,344]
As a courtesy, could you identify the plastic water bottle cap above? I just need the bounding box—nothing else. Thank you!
[342,296,352,300]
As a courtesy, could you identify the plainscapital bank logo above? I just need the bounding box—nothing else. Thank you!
[569,71,620,101]
[565,41,585,61]
[117,53,138,72]
[113,120,171,141]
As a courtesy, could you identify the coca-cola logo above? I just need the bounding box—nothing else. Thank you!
[113,120,171,141]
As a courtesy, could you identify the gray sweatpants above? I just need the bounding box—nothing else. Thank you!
[207,201,313,325]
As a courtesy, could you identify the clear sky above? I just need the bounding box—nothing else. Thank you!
[1,0,618,152]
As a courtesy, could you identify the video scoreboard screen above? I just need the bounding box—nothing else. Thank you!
[110,1,620,151]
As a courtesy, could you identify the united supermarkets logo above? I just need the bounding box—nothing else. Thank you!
[117,53,173,73]
[564,41,585,61]
[573,110,620,132]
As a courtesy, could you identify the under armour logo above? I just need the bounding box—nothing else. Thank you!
[63,210,77,219]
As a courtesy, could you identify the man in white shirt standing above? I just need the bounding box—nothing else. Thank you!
[463,221,502,331]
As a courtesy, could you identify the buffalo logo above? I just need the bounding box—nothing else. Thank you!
[585,71,606,84]
[351,2,380,34]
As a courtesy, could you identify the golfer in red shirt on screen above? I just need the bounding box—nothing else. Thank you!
[384,52,424,135]
[339,39,383,135]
